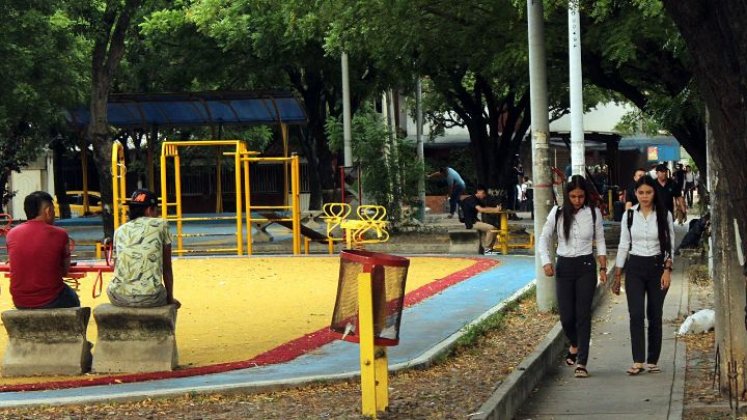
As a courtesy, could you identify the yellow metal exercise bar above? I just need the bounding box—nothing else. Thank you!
[160,140,248,256]
[240,154,302,255]
[111,141,128,230]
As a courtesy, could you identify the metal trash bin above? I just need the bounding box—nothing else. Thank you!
[330,250,410,346]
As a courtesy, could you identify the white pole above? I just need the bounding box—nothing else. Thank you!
[568,2,585,176]
[528,0,556,312]
[341,52,353,167]
[416,78,426,221]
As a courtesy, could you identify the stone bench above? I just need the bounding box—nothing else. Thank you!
[2,307,92,376]
[92,304,178,373]
[448,229,480,254]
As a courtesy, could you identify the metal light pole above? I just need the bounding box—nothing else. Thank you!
[568,2,585,176]
[342,52,353,167]
[416,78,426,222]
[528,0,556,311]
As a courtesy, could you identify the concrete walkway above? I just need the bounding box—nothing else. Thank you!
[515,255,690,419]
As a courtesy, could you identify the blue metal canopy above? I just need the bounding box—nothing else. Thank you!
[66,91,307,128]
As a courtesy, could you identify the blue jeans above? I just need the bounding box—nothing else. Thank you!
[41,284,81,309]
[449,184,465,215]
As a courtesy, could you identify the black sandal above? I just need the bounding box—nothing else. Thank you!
[574,366,589,378]
[565,352,577,366]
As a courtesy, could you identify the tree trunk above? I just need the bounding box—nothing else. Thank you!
[85,0,141,238]
[51,137,71,219]
[663,0,747,397]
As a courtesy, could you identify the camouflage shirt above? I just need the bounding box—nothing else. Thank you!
[108,217,172,297]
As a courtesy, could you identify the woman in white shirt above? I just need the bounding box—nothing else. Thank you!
[613,175,674,375]
[538,175,607,378]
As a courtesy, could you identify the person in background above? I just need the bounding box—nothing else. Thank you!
[684,165,695,208]
[538,175,607,378]
[613,175,674,375]
[653,164,686,224]
[108,189,180,308]
[428,166,466,219]
[6,191,79,309]
[459,185,504,255]
[625,168,648,210]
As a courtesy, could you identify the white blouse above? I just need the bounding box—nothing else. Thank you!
[538,206,607,266]
[615,205,675,268]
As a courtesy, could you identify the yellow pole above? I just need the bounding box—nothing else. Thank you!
[112,143,121,230]
[500,212,509,255]
[282,123,289,207]
[357,270,379,418]
[174,152,184,254]
[234,143,243,256]
[81,146,90,215]
[160,146,168,219]
[243,150,252,255]
[291,155,301,255]
[607,189,613,220]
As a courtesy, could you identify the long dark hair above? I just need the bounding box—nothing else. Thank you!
[559,175,592,240]
[635,175,671,258]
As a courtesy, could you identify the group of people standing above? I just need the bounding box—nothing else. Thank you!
[538,173,674,378]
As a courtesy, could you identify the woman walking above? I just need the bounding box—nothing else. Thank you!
[538,175,607,378]
[613,175,675,375]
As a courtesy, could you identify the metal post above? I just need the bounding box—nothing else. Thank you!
[568,1,585,176]
[528,0,556,311]
[342,52,353,167]
[416,78,426,222]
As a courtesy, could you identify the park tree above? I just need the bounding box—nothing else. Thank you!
[659,0,747,398]
[328,0,583,200]
[146,0,391,210]
[570,1,706,172]
[0,0,88,214]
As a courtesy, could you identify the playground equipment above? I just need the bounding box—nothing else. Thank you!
[491,211,534,255]
[331,250,410,418]
[241,153,302,255]
[322,203,390,252]
[112,141,128,229]
[160,140,251,255]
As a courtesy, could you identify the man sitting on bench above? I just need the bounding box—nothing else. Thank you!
[107,189,180,308]
[460,185,503,255]
[6,191,79,309]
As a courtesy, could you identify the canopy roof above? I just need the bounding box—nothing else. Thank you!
[66,91,307,129]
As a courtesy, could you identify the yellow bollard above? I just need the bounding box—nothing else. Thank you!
[357,270,389,417]
[500,212,509,255]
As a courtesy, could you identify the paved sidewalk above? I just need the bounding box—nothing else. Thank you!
[516,256,690,419]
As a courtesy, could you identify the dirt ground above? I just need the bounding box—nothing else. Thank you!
[682,266,747,419]
[0,293,557,419]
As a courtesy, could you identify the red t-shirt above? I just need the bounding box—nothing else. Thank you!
[6,220,70,308]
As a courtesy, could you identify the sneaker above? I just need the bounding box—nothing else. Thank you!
[483,248,500,255]
[446,213,454,219]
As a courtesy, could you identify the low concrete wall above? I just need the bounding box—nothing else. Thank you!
[448,229,480,254]
[2,307,92,376]
[92,304,178,373]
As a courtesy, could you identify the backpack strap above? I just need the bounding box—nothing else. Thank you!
[626,208,635,250]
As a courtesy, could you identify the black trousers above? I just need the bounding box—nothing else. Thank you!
[625,255,668,364]
[555,254,597,365]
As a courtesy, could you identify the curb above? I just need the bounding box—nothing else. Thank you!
[471,267,614,420]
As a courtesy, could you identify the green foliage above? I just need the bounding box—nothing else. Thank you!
[0,0,89,210]
[326,106,423,212]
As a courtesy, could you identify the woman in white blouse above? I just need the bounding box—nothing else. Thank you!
[538,175,607,378]
[613,175,674,375]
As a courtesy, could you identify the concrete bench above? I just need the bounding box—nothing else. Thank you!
[92,304,178,373]
[2,307,92,376]
[448,229,480,254]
